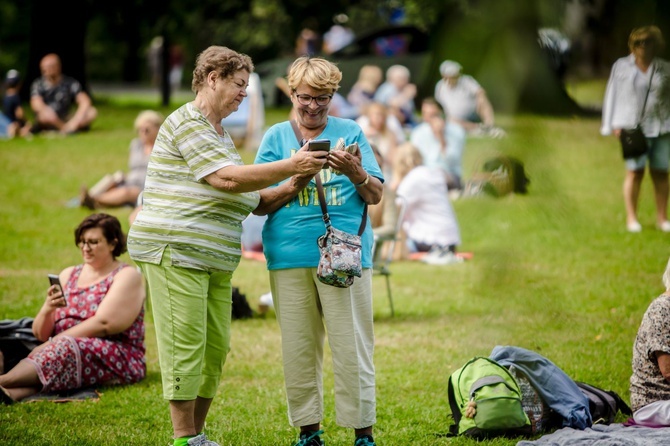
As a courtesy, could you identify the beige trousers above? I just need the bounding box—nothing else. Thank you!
[269,268,376,429]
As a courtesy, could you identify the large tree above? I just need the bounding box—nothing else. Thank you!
[6,0,669,111]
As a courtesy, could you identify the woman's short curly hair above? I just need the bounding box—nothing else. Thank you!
[74,213,127,258]
[191,46,254,93]
[287,57,342,93]
[628,25,665,53]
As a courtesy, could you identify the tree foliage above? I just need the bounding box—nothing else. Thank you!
[0,0,667,112]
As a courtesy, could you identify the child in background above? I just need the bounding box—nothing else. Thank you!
[2,70,32,138]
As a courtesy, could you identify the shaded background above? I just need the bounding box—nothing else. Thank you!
[1,0,668,113]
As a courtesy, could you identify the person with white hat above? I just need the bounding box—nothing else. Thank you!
[434,60,501,136]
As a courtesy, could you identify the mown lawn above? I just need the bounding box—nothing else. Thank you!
[0,93,666,445]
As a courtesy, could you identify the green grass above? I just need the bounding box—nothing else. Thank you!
[0,96,665,445]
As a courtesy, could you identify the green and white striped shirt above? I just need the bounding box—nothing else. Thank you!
[128,102,260,272]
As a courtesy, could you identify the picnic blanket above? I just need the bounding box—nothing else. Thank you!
[21,387,100,403]
[517,423,670,445]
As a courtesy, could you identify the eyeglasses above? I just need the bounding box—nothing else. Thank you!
[294,93,333,106]
[634,38,654,47]
[78,239,102,249]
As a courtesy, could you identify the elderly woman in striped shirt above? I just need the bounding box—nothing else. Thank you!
[128,46,326,446]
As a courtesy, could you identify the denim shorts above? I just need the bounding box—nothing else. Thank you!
[625,133,670,172]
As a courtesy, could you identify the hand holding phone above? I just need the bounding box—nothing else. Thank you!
[47,274,66,307]
[308,139,331,169]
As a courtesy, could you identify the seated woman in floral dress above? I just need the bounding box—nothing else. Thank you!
[0,213,146,403]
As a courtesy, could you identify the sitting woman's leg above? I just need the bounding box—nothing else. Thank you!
[0,359,42,402]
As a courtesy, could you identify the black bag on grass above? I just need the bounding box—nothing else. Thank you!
[0,317,40,371]
[576,381,632,424]
[232,287,254,320]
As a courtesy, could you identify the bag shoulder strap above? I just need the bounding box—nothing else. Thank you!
[638,64,655,123]
[289,119,368,236]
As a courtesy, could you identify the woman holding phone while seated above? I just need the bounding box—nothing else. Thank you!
[0,213,146,404]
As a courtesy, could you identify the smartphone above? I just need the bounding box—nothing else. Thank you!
[308,139,331,152]
[48,274,62,293]
[308,139,331,169]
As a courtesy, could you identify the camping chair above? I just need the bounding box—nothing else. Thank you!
[372,196,406,317]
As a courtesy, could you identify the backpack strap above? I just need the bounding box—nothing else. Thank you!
[447,376,462,436]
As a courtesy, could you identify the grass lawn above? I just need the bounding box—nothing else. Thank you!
[0,93,667,445]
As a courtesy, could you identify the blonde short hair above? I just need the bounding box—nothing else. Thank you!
[134,110,164,130]
[287,57,342,93]
[628,25,665,53]
[392,142,423,182]
[191,46,253,93]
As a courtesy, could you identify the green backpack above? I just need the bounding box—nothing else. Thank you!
[448,357,532,439]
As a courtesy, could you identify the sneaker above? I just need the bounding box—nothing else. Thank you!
[421,248,464,266]
[293,430,325,446]
[627,221,642,233]
[354,435,376,446]
[187,433,219,446]
[658,221,670,232]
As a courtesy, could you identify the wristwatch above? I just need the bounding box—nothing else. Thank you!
[355,174,370,188]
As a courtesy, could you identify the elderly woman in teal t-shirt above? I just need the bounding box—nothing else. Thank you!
[254,56,383,446]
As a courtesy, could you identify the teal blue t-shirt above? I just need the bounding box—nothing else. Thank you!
[254,117,384,270]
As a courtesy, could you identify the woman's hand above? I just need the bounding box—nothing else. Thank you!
[292,142,328,175]
[328,149,365,179]
[613,129,622,138]
[45,284,66,309]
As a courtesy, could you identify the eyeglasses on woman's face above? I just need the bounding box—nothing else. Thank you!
[634,37,654,48]
[294,93,333,107]
[78,238,103,249]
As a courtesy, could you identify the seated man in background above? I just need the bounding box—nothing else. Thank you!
[410,97,466,192]
[434,60,503,137]
[630,256,670,426]
[374,64,417,127]
[30,53,97,134]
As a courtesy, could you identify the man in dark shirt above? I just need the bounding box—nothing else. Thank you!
[30,53,97,134]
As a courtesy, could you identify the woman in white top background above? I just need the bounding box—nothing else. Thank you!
[601,25,670,233]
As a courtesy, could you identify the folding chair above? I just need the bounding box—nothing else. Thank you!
[372,196,406,317]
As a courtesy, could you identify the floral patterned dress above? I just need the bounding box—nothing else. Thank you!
[25,264,145,392]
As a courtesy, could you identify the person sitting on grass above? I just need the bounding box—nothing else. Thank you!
[79,110,163,210]
[0,213,146,404]
[1,69,32,138]
[392,142,463,266]
[630,256,670,426]
[30,53,97,134]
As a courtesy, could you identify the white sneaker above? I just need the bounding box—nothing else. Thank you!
[421,249,464,266]
[658,221,670,232]
[187,434,219,446]
[627,221,642,233]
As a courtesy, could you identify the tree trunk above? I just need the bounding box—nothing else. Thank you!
[24,0,91,98]
[427,0,584,115]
